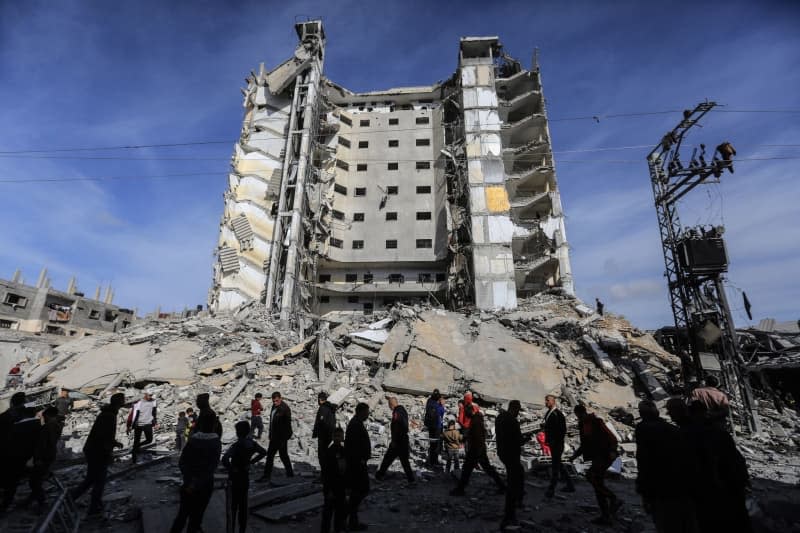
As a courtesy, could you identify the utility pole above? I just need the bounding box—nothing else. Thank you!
[647,101,759,433]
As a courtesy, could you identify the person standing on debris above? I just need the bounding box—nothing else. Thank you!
[185,407,197,435]
[127,390,158,463]
[313,391,337,470]
[0,391,28,484]
[685,401,752,533]
[222,420,267,533]
[26,406,62,507]
[496,400,525,530]
[321,427,347,533]
[194,393,222,437]
[569,404,621,526]
[170,414,222,533]
[1,397,41,510]
[424,389,445,469]
[541,394,575,497]
[689,375,730,427]
[451,404,506,496]
[345,403,371,532]
[442,419,462,473]
[70,392,126,516]
[250,393,264,440]
[176,411,188,451]
[258,391,294,483]
[54,388,72,422]
[375,396,415,483]
[635,400,699,533]
[595,298,604,316]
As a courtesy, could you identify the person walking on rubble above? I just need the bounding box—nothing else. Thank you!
[25,407,62,507]
[569,404,621,526]
[635,400,699,533]
[457,391,480,453]
[313,391,337,470]
[222,420,267,533]
[127,390,158,463]
[258,391,294,483]
[375,397,415,483]
[1,395,41,510]
[0,391,28,500]
[321,427,347,533]
[250,392,264,440]
[595,298,604,316]
[170,414,221,533]
[345,403,371,532]
[193,393,222,437]
[70,392,126,516]
[424,389,445,469]
[542,394,575,497]
[496,400,526,530]
[451,404,506,496]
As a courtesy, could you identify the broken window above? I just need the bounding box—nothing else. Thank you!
[329,237,343,248]
[387,162,398,170]
[416,162,431,170]
[385,212,398,221]
[338,137,351,148]
[389,118,399,126]
[339,115,352,126]
[336,160,349,171]
[319,274,332,283]
[359,119,370,127]
[416,185,432,193]
[356,164,367,172]
[352,240,364,250]
[334,183,347,195]
[388,139,399,147]
[363,302,374,315]
[345,273,358,282]
[355,187,366,196]
[348,296,360,304]
[416,116,430,125]
[358,140,369,149]
[388,273,404,283]
[319,295,330,303]
[353,212,365,222]
[416,138,431,146]
[387,186,398,195]
[386,240,398,249]
[332,210,345,220]
[418,273,433,283]
[0,319,14,329]
[363,273,373,284]
[88,310,100,320]
[416,211,431,220]
[2,293,27,307]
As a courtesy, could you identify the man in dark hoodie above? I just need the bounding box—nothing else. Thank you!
[375,397,415,483]
[496,400,525,529]
[259,391,293,483]
[193,393,222,437]
[321,427,347,533]
[1,395,41,510]
[222,420,266,533]
[170,413,222,533]
[0,392,28,504]
[345,403,371,532]
[70,392,126,515]
[313,391,337,470]
[26,407,62,507]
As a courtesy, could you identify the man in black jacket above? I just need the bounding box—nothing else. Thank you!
[1,397,41,509]
[222,420,267,533]
[193,393,222,437]
[345,403,371,532]
[542,394,574,497]
[170,414,222,533]
[70,393,126,515]
[496,400,525,529]
[0,391,27,494]
[313,391,337,470]
[26,407,62,506]
[375,397,415,483]
[259,391,293,483]
[321,427,347,533]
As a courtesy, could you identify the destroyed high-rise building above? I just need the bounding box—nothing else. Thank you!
[209,21,573,321]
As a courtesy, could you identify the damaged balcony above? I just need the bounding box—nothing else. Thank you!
[501,114,548,149]
[498,89,544,124]
[314,279,447,294]
[510,191,555,218]
[505,164,554,195]
[514,255,559,293]
[495,69,541,100]
[502,142,551,175]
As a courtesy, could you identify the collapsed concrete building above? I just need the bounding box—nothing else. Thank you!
[0,268,133,337]
[209,21,573,321]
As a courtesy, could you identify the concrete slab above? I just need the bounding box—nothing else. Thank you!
[198,352,253,375]
[377,323,412,365]
[49,342,150,389]
[251,492,324,521]
[383,347,455,395]
[586,381,637,409]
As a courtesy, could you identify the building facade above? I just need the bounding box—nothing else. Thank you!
[209,21,573,321]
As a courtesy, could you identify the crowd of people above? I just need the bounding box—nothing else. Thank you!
[0,373,752,532]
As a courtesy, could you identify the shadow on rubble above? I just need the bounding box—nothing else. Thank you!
[750,476,800,533]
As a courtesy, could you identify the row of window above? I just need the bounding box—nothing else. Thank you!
[329,238,433,249]
[332,211,432,222]
[339,116,430,127]
[318,272,445,283]
[338,138,430,149]
[333,184,431,196]
[335,160,432,171]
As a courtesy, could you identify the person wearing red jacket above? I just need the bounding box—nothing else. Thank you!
[457,391,480,431]
[250,393,264,439]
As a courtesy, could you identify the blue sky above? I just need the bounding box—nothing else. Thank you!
[0,0,798,328]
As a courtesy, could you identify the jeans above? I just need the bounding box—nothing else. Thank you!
[263,438,293,480]
[132,424,153,461]
[427,427,442,466]
[547,442,574,492]
[251,416,264,439]
[377,439,414,481]
[456,448,505,491]
[445,449,461,472]
[71,457,109,512]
